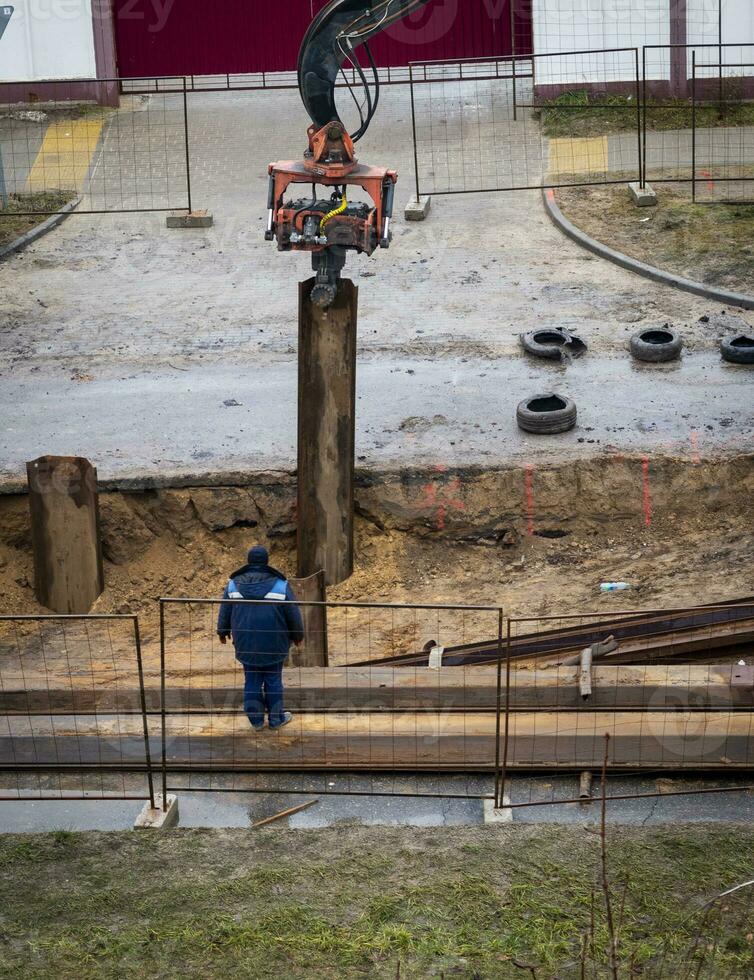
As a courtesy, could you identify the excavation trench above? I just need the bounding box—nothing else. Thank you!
[1,454,753,790]
[0,454,752,663]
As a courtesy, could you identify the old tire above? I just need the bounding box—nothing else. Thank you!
[629,326,682,363]
[520,327,587,361]
[721,334,754,365]
[517,393,577,435]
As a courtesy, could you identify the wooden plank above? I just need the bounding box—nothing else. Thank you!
[579,649,593,699]
[2,665,750,713]
[2,710,754,771]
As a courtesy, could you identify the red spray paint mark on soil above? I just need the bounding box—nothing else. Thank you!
[422,473,465,531]
[642,457,653,527]
[524,465,535,536]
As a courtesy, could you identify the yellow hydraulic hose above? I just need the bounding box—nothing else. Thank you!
[320,191,347,233]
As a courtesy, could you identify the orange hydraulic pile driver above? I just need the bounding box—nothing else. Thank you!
[266,0,432,307]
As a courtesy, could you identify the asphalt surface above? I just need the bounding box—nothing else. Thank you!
[2,84,752,489]
[2,774,753,832]
[1,351,751,491]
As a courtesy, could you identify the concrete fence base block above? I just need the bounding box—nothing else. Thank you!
[628,182,658,207]
[404,195,431,221]
[166,210,214,229]
[134,794,180,830]
[483,796,512,824]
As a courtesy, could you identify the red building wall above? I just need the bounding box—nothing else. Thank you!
[113,0,532,79]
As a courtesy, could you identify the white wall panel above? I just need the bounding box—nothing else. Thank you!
[533,0,671,86]
[0,1,96,82]
[687,0,754,77]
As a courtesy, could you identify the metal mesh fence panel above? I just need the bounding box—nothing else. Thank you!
[122,65,434,96]
[687,0,754,70]
[692,60,754,203]
[531,0,669,59]
[0,615,154,803]
[641,43,754,186]
[0,78,190,215]
[410,48,641,196]
[159,598,504,802]
[496,604,754,810]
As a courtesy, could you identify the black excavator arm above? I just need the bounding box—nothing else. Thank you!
[298,0,433,140]
[268,0,433,306]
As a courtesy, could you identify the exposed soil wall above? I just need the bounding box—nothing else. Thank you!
[1,455,753,642]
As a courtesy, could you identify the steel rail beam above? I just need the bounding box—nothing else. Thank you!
[358,601,754,668]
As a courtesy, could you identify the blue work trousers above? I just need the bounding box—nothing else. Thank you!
[243,665,285,728]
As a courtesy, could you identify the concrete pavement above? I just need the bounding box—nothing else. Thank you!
[1,83,752,489]
[2,773,753,832]
[1,350,752,491]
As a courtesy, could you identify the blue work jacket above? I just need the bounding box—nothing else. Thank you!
[217,565,305,668]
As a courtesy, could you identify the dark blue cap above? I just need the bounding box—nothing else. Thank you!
[247,545,269,567]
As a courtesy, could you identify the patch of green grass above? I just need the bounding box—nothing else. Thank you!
[0,825,753,978]
[0,191,76,247]
[0,838,38,867]
[0,828,78,868]
[538,89,754,138]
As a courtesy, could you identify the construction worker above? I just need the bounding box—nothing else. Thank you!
[217,546,305,731]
